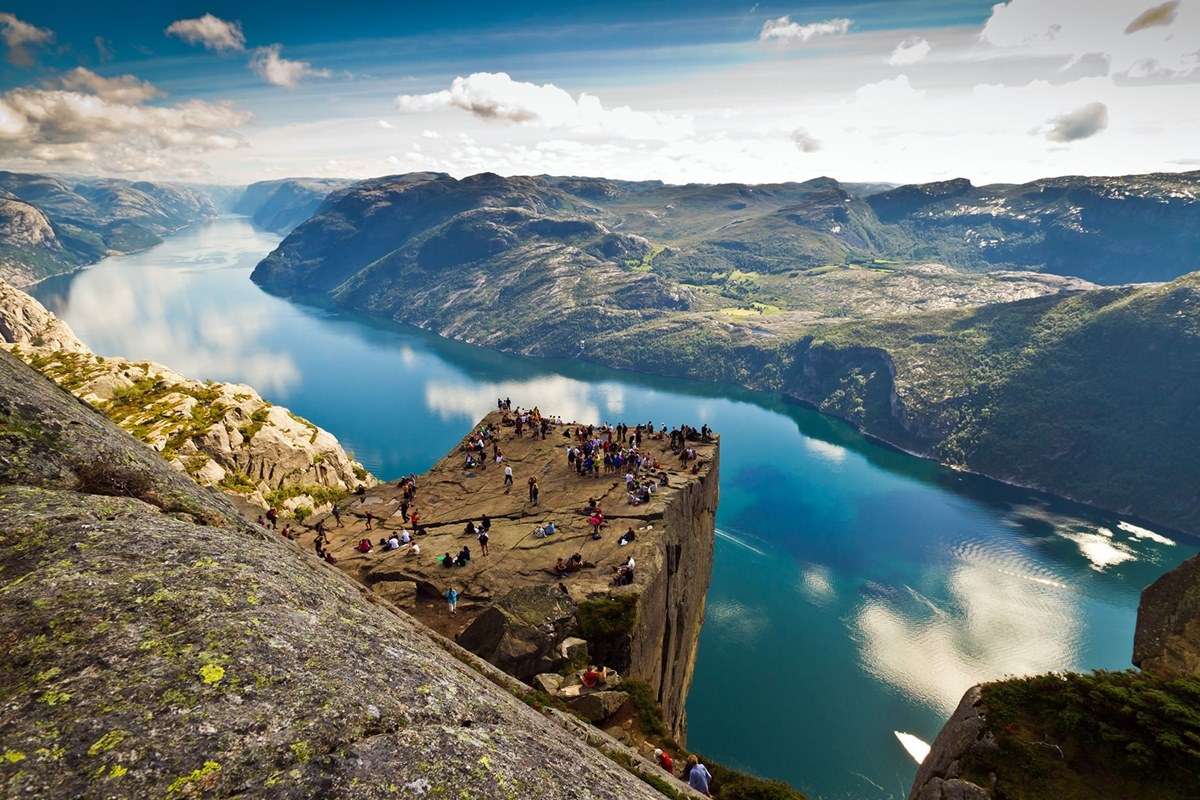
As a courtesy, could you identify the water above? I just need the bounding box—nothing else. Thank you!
[32,217,1196,800]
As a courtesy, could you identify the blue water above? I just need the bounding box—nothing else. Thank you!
[33,218,1197,800]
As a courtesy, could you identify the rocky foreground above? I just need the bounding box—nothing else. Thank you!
[0,349,707,799]
[307,411,718,743]
[0,278,374,512]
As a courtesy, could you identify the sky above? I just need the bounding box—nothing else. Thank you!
[0,0,1196,186]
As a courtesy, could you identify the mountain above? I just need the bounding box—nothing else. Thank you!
[252,171,1200,535]
[0,171,218,286]
[233,177,355,234]
[866,171,1200,283]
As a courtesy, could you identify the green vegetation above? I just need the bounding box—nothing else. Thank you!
[263,483,347,510]
[219,470,257,494]
[239,405,271,441]
[959,671,1200,799]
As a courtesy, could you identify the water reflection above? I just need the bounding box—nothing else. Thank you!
[36,223,300,395]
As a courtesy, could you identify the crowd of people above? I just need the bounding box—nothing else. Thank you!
[268,403,713,613]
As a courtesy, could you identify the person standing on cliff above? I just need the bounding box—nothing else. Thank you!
[504,464,513,492]
[529,476,540,505]
[685,756,712,796]
[477,526,489,556]
[445,586,458,615]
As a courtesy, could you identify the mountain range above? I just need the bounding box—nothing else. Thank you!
[248,170,1200,535]
[0,171,218,287]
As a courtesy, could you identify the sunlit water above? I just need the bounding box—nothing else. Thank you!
[33,218,1196,800]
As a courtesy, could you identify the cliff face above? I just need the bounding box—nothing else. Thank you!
[0,279,375,510]
[233,178,355,234]
[0,349,671,799]
[626,446,718,740]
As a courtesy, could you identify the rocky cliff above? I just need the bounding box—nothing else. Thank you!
[909,552,1200,799]
[306,411,717,743]
[0,279,374,511]
[233,178,355,234]
[0,349,679,799]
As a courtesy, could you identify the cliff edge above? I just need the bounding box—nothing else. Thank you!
[0,348,680,799]
[306,411,718,743]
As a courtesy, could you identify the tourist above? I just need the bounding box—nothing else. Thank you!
[445,586,459,615]
[529,476,539,505]
[400,529,411,545]
[364,510,374,530]
[654,748,674,773]
[355,538,372,554]
[554,557,567,576]
[332,505,342,527]
[410,542,421,557]
[580,665,609,689]
[400,500,409,522]
[455,545,471,566]
[441,552,454,568]
[323,551,337,564]
[481,514,491,532]
[266,507,278,529]
[386,535,400,551]
[618,527,636,546]
[685,756,712,796]
[478,527,489,556]
[504,464,513,492]
[465,520,477,536]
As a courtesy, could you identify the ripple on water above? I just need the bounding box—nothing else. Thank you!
[855,537,1081,716]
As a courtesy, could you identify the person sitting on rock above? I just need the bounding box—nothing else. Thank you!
[618,528,636,546]
[480,514,491,532]
[323,551,337,564]
[554,557,568,576]
[409,543,421,557]
[441,552,454,568]
[544,521,557,536]
[400,529,411,545]
[465,520,476,536]
[654,748,674,773]
[580,665,609,689]
[355,538,372,554]
[386,535,400,551]
[455,546,471,566]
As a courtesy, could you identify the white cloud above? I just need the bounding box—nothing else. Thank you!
[0,70,248,175]
[980,0,1200,81]
[791,127,821,153]
[889,36,932,65]
[421,129,440,139]
[396,72,693,141]
[1039,100,1109,141]
[759,16,852,44]
[376,119,393,129]
[250,44,331,88]
[59,68,161,105]
[0,12,52,66]
[165,13,246,52]
[855,74,925,107]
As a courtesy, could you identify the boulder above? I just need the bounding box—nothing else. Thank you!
[559,636,589,664]
[532,673,564,695]
[456,585,578,679]
[569,690,629,723]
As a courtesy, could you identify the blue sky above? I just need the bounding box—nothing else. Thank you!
[0,1,1196,184]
